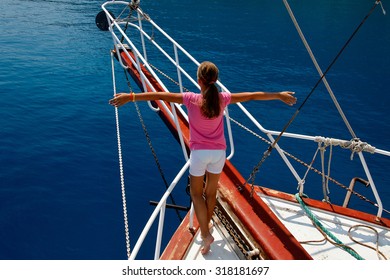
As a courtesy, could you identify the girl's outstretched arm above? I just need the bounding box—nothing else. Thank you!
[230,91,297,106]
[109,92,183,107]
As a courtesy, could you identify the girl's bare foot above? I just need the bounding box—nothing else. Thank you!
[201,234,214,255]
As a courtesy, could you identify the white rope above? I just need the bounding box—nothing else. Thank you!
[326,144,333,200]
[377,0,387,15]
[300,146,320,191]
[115,106,132,260]
[111,51,131,259]
[315,136,376,159]
[319,143,330,202]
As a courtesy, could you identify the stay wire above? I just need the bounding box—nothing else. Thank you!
[284,0,358,139]
[247,0,383,190]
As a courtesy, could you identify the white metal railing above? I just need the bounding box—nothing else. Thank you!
[102,0,389,259]
[130,160,190,260]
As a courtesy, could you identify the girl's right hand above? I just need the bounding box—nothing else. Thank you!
[109,93,132,107]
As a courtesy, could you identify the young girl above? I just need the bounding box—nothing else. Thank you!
[109,61,297,255]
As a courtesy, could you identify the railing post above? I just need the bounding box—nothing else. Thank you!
[154,201,166,259]
[358,152,383,218]
[172,44,189,161]
[137,8,148,63]
[129,161,190,260]
[189,203,195,230]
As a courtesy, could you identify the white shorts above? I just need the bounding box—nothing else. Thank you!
[189,150,226,176]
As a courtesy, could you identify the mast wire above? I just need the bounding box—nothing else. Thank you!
[283,0,358,139]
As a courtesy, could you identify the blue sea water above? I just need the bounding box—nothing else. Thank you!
[0,0,389,260]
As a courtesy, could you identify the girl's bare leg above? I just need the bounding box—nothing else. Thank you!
[190,174,215,254]
[204,172,220,225]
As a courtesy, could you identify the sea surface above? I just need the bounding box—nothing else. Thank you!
[0,0,389,260]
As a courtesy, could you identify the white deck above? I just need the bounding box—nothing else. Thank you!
[183,220,242,260]
[258,193,390,260]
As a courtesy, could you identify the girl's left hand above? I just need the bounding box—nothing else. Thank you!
[279,91,297,106]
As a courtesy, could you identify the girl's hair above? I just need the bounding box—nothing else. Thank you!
[197,61,220,118]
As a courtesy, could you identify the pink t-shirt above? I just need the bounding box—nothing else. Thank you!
[183,92,231,150]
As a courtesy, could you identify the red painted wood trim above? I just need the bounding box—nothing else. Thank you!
[256,186,390,228]
[160,213,199,260]
[218,160,312,260]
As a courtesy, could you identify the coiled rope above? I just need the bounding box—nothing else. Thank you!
[295,193,365,260]
[349,225,388,260]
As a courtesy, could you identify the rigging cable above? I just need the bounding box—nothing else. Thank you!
[246,0,384,193]
[297,193,388,260]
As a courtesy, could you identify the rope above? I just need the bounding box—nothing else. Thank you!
[115,106,132,260]
[110,52,131,259]
[295,193,365,260]
[315,137,376,160]
[348,224,388,260]
[301,145,320,186]
[319,142,332,202]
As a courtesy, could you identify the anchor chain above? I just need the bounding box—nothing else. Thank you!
[214,204,261,259]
